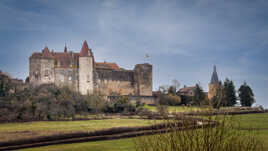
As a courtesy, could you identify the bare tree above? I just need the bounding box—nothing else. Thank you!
[171,79,180,92]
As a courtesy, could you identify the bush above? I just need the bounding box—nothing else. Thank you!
[135,115,265,151]
[0,84,108,121]
[158,94,181,106]
[104,96,138,114]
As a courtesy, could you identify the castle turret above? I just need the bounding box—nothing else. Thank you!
[208,65,219,100]
[134,63,152,96]
[29,46,55,85]
[78,41,94,95]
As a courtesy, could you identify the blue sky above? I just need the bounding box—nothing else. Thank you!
[0,0,267,107]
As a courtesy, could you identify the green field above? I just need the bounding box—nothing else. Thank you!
[0,119,159,142]
[18,113,268,151]
[18,138,136,151]
[143,105,210,113]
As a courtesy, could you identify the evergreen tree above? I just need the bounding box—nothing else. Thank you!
[223,78,237,106]
[238,82,255,107]
[193,84,205,106]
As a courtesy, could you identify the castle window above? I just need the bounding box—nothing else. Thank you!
[87,75,90,82]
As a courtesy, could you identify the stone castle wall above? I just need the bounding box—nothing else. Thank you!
[95,63,152,96]
[54,68,79,91]
[134,64,152,96]
[95,70,135,95]
[108,95,156,105]
[79,57,94,95]
[29,58,55,85]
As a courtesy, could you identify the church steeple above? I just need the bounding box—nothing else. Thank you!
[64,43,67,53]
[210,65,219,84]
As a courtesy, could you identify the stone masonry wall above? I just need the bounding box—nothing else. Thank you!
[29,58,55,85]
[95,70,135,95]
[108,96,156,105]
[79,57,94,95]
[29,58,41,85]
[134,64,152,96]
[54,68,79,91]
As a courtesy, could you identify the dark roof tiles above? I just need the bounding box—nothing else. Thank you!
[80,41,91,57]
[95,62,120,70]
[210,65,219,84]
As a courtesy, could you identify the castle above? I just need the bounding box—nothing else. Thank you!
[29,41,152,96]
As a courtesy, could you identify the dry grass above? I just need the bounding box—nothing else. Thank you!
[135,115,265,151]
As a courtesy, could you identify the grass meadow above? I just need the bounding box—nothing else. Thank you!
[16,113,268,151]
[143,105,210,113]
[0,119,159,142]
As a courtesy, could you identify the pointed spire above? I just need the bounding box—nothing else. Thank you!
[80,40,90,57]
[42,46,53,58]
[210,65,219,84]
[64,43,67,53]
[43,46,49,53]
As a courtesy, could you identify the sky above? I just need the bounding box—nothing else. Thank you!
[0,0,267,107]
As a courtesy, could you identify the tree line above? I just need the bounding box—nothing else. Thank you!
[0,75,145,122]
[156,79,255,108]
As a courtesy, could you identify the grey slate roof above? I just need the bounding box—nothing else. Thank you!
[210,65,219,84]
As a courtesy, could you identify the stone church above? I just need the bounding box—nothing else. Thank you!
[208,65,220,99]
[29,41,152,96]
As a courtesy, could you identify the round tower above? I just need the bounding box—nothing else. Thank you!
[78,41,94,95]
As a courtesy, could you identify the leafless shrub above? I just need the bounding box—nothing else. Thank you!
[135,115,265,151]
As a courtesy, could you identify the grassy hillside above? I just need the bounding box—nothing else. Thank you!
[17,113,268,151]
[0,119,159,142]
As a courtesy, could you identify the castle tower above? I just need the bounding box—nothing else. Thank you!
[78,41,94,95]
[208,65,219,100]
[29,46,55,85]
[134,63,153,96]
